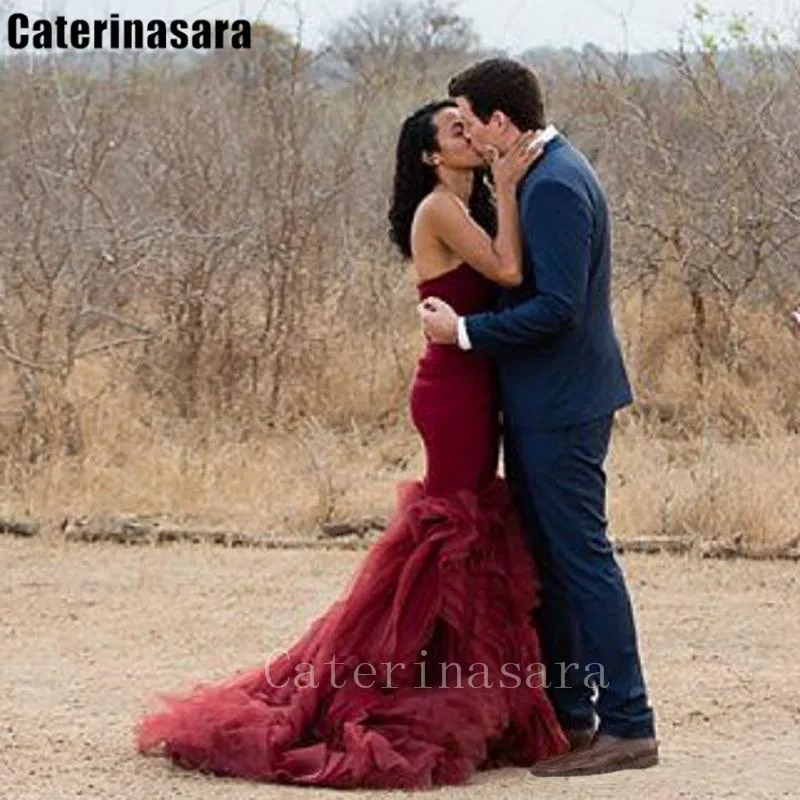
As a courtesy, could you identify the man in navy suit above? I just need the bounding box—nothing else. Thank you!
[420,58,658,777]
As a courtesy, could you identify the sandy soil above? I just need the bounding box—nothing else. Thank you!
[2,536,799,800]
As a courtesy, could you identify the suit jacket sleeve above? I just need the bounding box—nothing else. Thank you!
[464,178,592,356]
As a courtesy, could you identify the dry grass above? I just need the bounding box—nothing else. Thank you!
[0,390,416,537]
[608,425,800,549]
[3,393,799,552]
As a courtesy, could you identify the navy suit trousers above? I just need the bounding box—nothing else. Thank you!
[503,415,655,739]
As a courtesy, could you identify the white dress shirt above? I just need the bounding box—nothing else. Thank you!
[456,124,560,351]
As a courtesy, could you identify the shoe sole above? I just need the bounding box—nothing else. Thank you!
[531,751,659,777]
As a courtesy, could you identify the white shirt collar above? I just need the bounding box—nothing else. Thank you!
[536,123,560,145]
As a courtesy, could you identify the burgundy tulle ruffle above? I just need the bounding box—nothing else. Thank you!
[136,478,568,789]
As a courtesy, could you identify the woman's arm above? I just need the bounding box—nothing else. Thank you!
[422,132,542,288]
[424,181,526,288]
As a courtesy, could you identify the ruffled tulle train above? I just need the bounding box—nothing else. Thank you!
[136,478,568,789]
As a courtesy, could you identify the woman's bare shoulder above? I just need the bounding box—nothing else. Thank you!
[415,189,465,223]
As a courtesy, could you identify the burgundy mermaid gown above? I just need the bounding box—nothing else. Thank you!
[136,263,569,788]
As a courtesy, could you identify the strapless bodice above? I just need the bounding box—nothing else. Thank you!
[416,263,497,316]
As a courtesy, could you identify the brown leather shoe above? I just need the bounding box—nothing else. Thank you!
[564,727,595,752]
[530,733,659,777]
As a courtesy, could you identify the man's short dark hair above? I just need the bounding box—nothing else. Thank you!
[448,57,546,131]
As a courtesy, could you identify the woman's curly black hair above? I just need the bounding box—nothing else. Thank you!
[388,99,497,260]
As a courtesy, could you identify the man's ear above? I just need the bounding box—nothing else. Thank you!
[489,110,509,131]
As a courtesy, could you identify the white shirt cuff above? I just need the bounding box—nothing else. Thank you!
[457,317,472,350]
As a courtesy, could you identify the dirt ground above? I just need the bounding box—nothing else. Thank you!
[2,536,799,800]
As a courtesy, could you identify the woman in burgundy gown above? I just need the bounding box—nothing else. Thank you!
[136,100,569,788]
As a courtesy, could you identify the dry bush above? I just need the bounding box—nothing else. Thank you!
[1,4,798,543]
[608,420,800,551]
